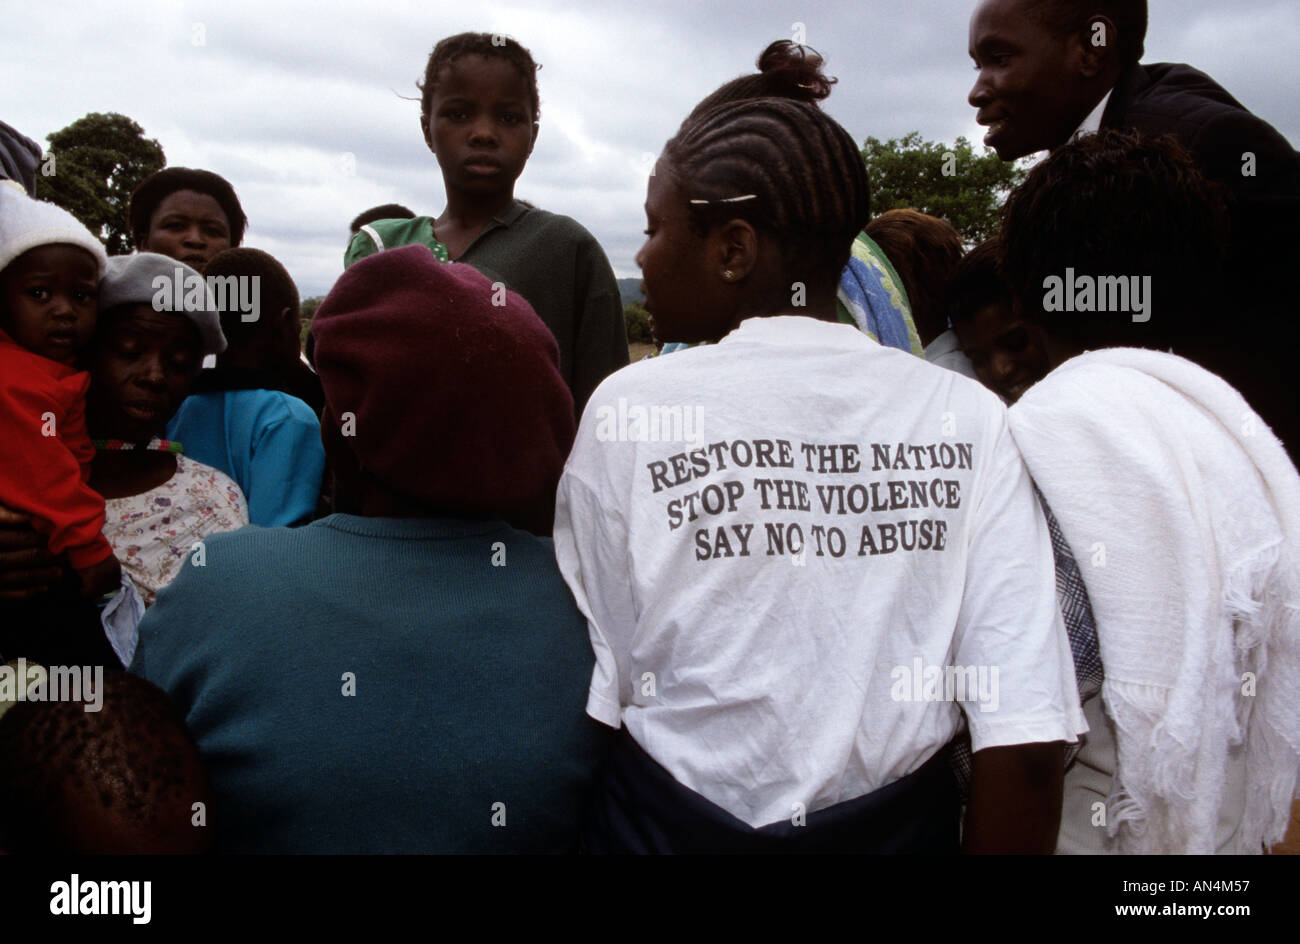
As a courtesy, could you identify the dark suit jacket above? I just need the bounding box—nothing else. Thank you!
[1101,62,1300,460]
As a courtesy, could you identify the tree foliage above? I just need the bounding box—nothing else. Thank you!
[34,112,165,255]
[624,301,654,344]
[861,131,1028,246]
[299,296,325,350]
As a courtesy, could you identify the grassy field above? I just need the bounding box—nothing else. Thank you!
[628,342,658,362]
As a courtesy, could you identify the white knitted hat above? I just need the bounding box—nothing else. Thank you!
[0,185,108,278]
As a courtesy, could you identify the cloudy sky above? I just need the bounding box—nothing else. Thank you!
[5,0,1298,298]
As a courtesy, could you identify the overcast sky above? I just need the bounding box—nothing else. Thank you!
[5,0,1298,297]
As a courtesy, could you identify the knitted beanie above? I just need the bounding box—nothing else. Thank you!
[99,253,227,355]
[311,244,575,518]
[0,185,108,278]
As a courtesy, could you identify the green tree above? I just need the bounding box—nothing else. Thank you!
[861,131,1029,245]
[624,301,654,344]
[299,296,325,351]
[34,112,165,255]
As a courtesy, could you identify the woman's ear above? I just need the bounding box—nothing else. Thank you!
[528,121,540,158]
[420,114,435,154]
[713,218,760,282]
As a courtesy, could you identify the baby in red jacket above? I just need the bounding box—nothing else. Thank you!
[0,184,119,598]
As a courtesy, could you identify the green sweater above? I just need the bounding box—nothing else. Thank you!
[345,202,629,416]
[130,514,607,853]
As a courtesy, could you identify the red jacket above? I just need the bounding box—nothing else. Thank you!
[0,328,113,570]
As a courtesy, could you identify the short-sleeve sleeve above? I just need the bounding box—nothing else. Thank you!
[953,420,1087,752]
[553,464,634,729]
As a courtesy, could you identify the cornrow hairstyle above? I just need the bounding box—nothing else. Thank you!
[203,247,300,350]
[0,669,211,853]
[686,40,837,124]
[128,167,247,248]
[664,98,871,292]
[1026,0,1147,66]
[999,128,1229,351]
[864,209,964,342]
[350,203,415,234]
[419,32,541,131]
[945,238,1011,328]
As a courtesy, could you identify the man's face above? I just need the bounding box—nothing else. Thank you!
[968,0,1093,160]
[954,299,1052,403]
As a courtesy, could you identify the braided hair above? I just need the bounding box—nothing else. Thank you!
[419,32,541,129]
[664,97,870,288]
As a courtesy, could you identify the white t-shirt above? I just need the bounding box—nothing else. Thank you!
[554,316,1085,828]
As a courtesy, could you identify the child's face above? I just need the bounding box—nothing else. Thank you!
[953,299,1052,402]
[424,54,537,199]
[0,244,99,365]
[138,189,232,271]
[87,304,201,441]
[634,160,733,344]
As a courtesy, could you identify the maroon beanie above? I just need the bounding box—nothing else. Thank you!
[311,244,575,519]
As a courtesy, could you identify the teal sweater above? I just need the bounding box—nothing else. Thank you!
[130,514,606,853]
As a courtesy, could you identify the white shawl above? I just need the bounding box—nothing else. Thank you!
[1008,348,1300,854]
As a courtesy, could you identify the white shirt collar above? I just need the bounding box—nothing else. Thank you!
[1073,87,1114,140]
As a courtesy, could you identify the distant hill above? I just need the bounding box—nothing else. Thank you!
[617,278,643,305]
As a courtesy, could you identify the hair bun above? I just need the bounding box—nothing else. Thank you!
[756,40,835,103]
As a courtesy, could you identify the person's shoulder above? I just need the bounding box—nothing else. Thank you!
[232,387,319,427]
[1120,62,1286,140]
[513,203,604,247]
[345,216,437,264]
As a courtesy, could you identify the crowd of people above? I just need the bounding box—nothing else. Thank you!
[0,0,1298,856]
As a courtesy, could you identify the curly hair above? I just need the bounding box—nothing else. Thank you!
[0,668,211,853]
[999,128,1230,350]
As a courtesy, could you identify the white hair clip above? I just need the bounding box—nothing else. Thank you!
[689,194,759,204]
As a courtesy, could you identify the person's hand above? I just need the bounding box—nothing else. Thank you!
[0,504,65,601]
[76,554,122,599]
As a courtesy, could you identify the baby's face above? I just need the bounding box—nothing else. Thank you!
[0,244,99,365]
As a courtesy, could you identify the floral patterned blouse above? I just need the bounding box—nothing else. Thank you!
[103,454,249,607]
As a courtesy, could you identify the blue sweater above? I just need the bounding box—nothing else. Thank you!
[130,515,606,853]
[167,388,324,527]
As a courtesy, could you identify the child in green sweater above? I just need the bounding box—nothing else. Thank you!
[345,31,628,416]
